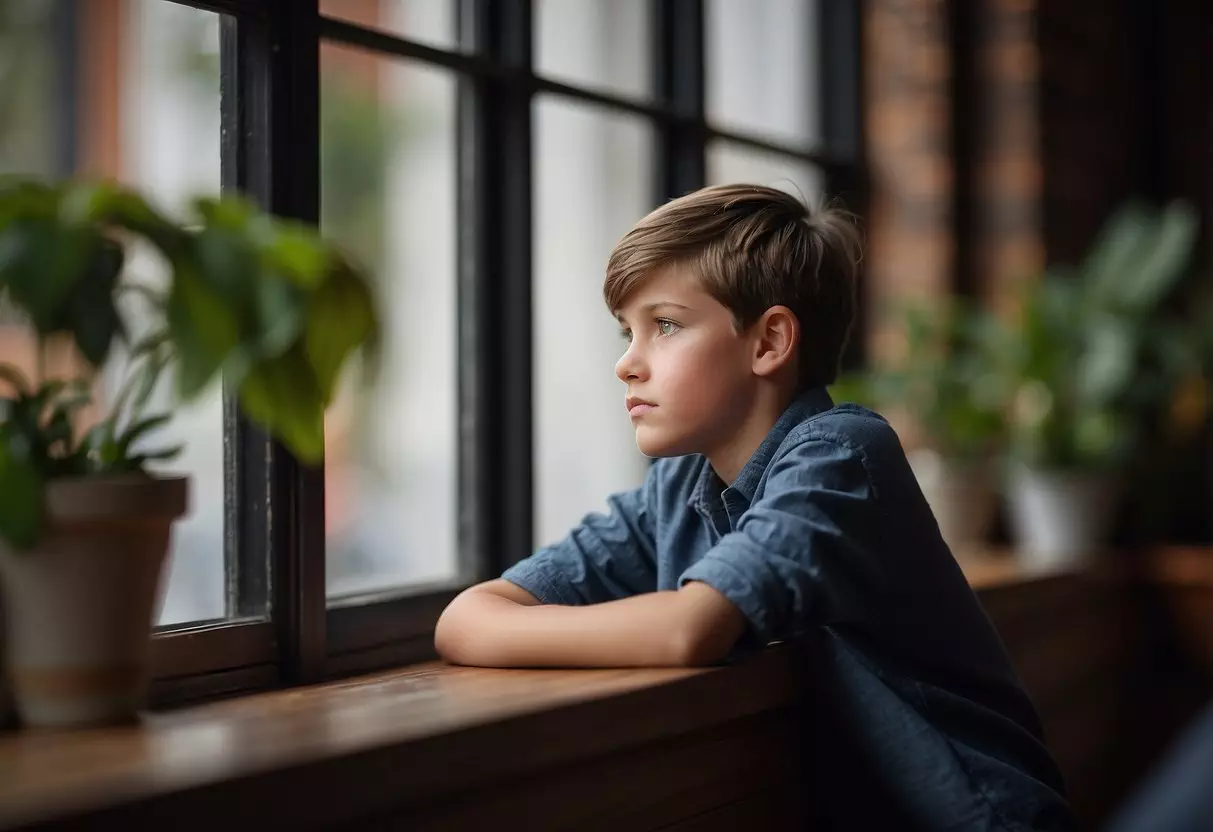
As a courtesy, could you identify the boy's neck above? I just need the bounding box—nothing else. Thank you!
[706,386,796,486]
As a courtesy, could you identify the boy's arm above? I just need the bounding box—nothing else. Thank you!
[434,578,746,668]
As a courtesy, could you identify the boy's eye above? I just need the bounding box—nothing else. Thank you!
[656,319,680,336]
[619,328,633,343]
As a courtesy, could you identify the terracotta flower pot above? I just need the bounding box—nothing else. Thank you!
[0,475,188,728]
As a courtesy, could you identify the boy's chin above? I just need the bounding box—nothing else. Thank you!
[633,426,694,459]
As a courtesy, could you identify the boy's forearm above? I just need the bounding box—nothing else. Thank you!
[435,582,746,668]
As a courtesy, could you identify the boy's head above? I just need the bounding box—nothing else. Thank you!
[605,184,861,460]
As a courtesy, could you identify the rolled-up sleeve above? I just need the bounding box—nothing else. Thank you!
[500,466,659,606]
[678,437,882,643]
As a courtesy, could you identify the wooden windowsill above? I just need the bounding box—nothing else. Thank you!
[0,554,1089,830]
[0,649,802,830]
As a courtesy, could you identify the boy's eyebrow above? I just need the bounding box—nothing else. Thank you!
[616,301,693,322]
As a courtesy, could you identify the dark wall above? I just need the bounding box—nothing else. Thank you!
[1038,0,1212,265]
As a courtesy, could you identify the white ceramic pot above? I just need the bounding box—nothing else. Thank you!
[908,448,997,555]
[0,475,188,728]
[1006,465,1114,568]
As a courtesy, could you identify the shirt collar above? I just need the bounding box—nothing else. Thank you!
[690,386,835,511]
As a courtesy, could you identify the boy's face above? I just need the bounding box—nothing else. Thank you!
[614,266,758,459]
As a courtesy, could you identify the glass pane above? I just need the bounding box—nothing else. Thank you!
[706,0,820,146]
[535,0,650,100]
[707,141,824,206]
[320,44,459,599]
[321,0,456,52]
[534,97,653,548]
[0,1,230,626]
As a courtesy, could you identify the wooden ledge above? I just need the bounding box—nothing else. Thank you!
[0,556,1096,830]
[0,649,801,831]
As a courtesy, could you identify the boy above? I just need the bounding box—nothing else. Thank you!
[435,185,1074,830]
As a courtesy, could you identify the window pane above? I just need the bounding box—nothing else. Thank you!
[706,0,820,146]
[534,97,653,548]
[708,141,823,205]
[321,0,456,52]
[320,44,459,599]
[536,0,650,100]
[0,1,231,626]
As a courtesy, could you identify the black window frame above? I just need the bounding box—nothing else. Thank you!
[144,0,865,706]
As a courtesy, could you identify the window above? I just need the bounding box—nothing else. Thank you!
[1,0,862,699]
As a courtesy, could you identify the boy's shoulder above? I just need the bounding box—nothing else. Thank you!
[646,400,907,507]
[780,401,905,467]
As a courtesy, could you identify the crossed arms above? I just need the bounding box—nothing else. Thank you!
[434,579,748,668]
[435,437,874,669]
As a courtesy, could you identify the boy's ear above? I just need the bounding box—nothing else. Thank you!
[750,305,799,378]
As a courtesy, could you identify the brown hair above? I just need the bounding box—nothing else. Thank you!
[604,183,862,388]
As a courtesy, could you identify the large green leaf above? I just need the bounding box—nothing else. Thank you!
[238,347,325,464]
[0,218,94,333]
[66,237,125,366]
[261,223,329,289]
[0,436,44,551]
[304,262,377,404]
[1117,201,1198,312]
[1082,202,1153,305]
[1076,317,1136,405]
[168,264,242,398]
[253,276,305,359]
[193,225,260,310]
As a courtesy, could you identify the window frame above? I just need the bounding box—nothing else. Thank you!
[141,0,865,704]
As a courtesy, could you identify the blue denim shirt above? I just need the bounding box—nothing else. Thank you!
[503,388,1075,831]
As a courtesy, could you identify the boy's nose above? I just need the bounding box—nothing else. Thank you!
[615,346,647,383]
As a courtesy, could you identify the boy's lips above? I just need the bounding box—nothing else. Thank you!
[626,396,656,418]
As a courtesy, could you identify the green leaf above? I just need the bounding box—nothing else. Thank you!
[253,277,305,359]
[238,347,325,465]
[0,218,94,333]
[1082,202,1153,304]
[168,264,242,398]
[115,413,172,459]
[1077,318,1135,404]
[65,183,179,251]
[192,195,256,232]
[304,261,378,404]
[67,237,125,366]
[1119,201,1198,312]
[131,349,169,418]
[126,444,184,469]
[0,436,44,550]
[261,223,329,289]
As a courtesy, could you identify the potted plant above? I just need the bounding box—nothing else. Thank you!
[0,176,378,727]
[997,199,1200,566]
[832,298,1007,554]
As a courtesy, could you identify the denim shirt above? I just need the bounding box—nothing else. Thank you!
[502,388,1075,831]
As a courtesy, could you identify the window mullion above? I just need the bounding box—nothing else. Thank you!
[222,0,326,684]
[653,0,706,202]
[456,0,535,580]
[816,0,868,372]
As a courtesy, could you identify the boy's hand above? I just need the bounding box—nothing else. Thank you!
[434,579,747,669]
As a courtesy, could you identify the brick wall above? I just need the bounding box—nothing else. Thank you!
[863,0,953,368]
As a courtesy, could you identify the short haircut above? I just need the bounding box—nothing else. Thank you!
[604,183,862,388]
